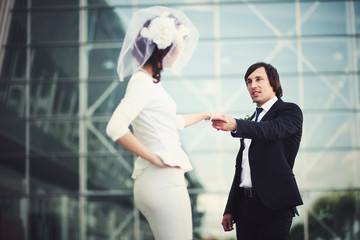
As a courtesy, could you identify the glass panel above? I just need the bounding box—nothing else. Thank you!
[356,1,360,34]
[32,0,79,7]
[220,3,296,38]
[6,12,27,44]
[296,151,359,189]
[0,119,26,154]
[88,48,120,78]
[303,74,356,110]
[29,120,79,153]
[86,196,138,239]
[162,77,218,113]
[303,112,358,150]
[0,83,27,117]
[302,38,353,72]
[0,47,27,81]
[301,1,348,35]
[29,196,79,240]
[87,156,133,191]
[13,0,27,9]
[185,8,214,39]
[31,10,79,43]
[0,119,24,195]
[30,47,79,79]
[29,82,79,116]
[0,156,25,194]
[87,9,128,42]
[88,0,204,6]
[88,0,133,5]
[194,193,236,239]
[358,39,360,71]
[220,40,299,76]
[87,120,131,154]
[185,152,236,192]
[281,75,301,104]
[87,5,213,41]
[358,74,360,107]
[87,80,128,116]
[289,190,360,239]
[30,155,79,193]
[180,42,215,76]
[0,197,25,240]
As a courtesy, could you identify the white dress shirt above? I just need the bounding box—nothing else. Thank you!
[240,96,278,188]
[106,71,192,178]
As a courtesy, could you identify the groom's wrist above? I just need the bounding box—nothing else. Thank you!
[231,119,237,132]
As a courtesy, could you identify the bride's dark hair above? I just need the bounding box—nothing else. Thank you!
[145,45,172,83]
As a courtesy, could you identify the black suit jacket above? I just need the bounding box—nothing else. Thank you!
[224,99,303,218]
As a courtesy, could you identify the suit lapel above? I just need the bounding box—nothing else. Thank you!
[249,112,256,121]
[239,99,283,152]
[260,98,283,121]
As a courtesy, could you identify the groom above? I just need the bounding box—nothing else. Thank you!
[212,62,303,240]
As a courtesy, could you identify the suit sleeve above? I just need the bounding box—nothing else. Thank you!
[231,103,303,141]
[223,172,238,215]
[223,147,243,216]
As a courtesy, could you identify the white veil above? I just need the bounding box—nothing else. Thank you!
[117,6,199,81]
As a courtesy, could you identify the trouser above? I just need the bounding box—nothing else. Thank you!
[234,187,294,240]
[134,164,193,240]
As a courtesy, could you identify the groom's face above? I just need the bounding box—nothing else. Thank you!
[245,67,276,107]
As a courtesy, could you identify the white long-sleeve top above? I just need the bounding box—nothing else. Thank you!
[106,71,192,178]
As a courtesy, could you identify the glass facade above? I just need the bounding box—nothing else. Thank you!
[0,0,359,239]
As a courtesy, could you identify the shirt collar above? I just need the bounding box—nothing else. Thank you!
[259,96,278,113]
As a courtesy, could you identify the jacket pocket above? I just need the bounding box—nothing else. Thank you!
[274,168,294,177]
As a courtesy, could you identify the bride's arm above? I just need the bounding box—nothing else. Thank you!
[183,111,228,128]
[115,132,169,168]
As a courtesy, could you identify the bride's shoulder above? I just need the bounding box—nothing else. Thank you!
[128,71,155,87]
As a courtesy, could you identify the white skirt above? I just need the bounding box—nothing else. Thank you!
[134,164,193,240]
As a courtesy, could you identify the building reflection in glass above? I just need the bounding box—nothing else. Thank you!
[0,0,359,240]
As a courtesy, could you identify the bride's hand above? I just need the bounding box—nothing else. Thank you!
[211,112,229,123]
[152,154,180,168]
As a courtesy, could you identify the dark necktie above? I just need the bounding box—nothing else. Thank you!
[239,107,263,153]
[254,107,263,122]
[237,107,264,176]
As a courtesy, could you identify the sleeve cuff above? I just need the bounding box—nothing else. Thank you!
[231,120,238,133]
[175,115,185,130]
[106,122,130,142]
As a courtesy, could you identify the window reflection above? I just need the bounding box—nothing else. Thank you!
[0,0,359,239]
[29,196,79,240]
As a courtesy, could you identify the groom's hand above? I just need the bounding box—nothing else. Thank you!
[212,114,236,131]
[222,214,234,231]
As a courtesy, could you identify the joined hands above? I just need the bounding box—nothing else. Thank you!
[211,113,237,132]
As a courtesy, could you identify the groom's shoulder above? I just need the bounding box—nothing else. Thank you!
[276,99,302,112]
